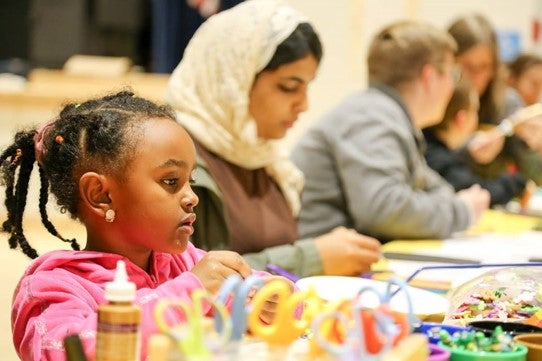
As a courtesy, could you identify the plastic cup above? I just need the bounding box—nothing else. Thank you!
[428,343,451,361]
[513,334,542,361]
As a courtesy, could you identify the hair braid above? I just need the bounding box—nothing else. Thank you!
[2,131,39,258]
[38,167,80,251]
[1,144,20,247]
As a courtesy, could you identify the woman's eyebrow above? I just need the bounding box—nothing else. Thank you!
[282,76,305,83]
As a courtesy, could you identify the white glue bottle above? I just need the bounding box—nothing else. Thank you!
[95,260,141,361]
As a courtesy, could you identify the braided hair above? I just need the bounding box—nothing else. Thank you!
[0,91,177,259]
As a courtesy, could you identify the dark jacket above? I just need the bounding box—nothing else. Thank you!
[424,130,527,207]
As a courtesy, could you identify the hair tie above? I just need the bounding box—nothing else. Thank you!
[33,118,57,166]
[11,148,22,165]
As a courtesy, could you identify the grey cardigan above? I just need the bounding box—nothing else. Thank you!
[292,85,472,241]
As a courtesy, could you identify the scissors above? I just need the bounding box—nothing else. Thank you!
[153,289,232,358]
[247,278,317,345]
[216,274,265,342]
[311,277,415,361]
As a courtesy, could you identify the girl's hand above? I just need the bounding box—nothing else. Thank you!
[190,251,252,295]
[246,275,294,324]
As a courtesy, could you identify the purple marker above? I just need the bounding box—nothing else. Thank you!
[266,263,300,282]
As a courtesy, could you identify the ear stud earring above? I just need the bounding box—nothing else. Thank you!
[105,209,116,223]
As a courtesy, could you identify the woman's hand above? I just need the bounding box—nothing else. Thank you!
[314,227,381,276]
[190,250,252,295]
[515,116,542,152]
[467,129,505,164]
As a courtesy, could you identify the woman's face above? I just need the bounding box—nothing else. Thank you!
[456,44,495,95]
[511,64,542,105]
[462,89,481,140]
[249,54,319,139]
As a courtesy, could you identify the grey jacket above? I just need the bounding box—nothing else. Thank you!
[292,85,472,241]
[191,154,323,277]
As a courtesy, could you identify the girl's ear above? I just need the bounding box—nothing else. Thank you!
[79,172,112,218]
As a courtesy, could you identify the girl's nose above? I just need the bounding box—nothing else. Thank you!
[181,186,199,211]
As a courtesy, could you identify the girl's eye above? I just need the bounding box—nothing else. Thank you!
[162,178,178,187]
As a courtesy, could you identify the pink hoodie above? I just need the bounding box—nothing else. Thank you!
[12,243,268,361]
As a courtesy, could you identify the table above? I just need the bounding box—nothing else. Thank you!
[374,209,542,289]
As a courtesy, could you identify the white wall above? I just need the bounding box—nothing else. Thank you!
[1,2,539,360]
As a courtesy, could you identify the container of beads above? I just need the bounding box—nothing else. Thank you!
[438,326,528,361]
[416,322,471,344]
[442,345,527,361]
[444,267,542,325]
[469,321,542,338]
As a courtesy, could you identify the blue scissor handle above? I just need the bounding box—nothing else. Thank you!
[216,274,265,341]
[383,277,417,328]
[354,286,395,359]
[312,311,356,360]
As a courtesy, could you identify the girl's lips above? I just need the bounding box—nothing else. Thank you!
[181,213,197,226]
[178,213,196,235]
[178,224,194,236]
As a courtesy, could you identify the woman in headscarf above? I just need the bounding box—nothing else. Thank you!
[165,0,380,278]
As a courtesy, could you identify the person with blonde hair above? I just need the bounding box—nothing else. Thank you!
[292,20,490,242]
[165,0,381,277]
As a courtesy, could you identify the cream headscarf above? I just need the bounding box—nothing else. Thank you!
[165,0,311,215]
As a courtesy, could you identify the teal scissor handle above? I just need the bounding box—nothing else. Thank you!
[216,274,265,341]
[154,290,232,358]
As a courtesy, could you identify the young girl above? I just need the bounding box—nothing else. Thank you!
[2,91,277,361]
[423,80,528,206]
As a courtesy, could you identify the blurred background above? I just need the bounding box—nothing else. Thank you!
[1,1,541,359]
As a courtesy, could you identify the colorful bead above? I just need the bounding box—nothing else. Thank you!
[439,325,519,353]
